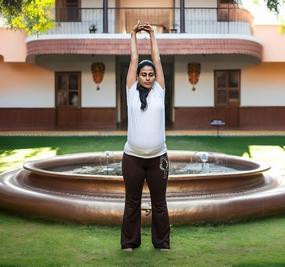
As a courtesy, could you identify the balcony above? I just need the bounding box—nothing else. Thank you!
[47,7,253,35]
[26,6,262,62]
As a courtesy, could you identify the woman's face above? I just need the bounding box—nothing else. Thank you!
[137,65,156,89]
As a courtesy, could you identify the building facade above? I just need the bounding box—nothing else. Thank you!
[0,0,285,130]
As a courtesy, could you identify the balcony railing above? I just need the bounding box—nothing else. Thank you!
[47,7,253,35]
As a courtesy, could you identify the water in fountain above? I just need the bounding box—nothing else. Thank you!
[47,151,243,175]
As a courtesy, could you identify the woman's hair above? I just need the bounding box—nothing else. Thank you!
[136,60,156,76]
[135,60,156,111]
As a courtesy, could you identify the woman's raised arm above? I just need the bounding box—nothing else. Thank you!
[127,22,143,88]
[143,23,165,89]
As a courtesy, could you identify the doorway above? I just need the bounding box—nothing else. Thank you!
[116,56,174,129]
[55,71,81,128]
[214,70,240,127]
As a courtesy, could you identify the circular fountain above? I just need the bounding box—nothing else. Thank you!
[0,150,285,225]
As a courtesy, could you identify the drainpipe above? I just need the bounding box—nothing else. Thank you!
[180,0,185,33]
[103,0,108,33]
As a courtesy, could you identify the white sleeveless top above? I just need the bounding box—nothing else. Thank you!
[124,81,167,158]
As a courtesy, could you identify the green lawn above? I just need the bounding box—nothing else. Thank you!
[1,136,285,267]
[1,135,285,172]
[1,212,285,267]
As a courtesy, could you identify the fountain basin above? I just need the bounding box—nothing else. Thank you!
[1,150,285,225]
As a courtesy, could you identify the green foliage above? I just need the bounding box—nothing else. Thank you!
[278,16,285,33]
[0,0,54,35]
[265,0,285,14]
[264,0,285,34]
[280,23,285,33]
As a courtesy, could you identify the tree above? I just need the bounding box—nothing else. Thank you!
[251,0,285,33]
[264,0,285,14]
[0,0,54,35]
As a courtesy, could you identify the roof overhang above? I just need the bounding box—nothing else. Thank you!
[26,34,263,62]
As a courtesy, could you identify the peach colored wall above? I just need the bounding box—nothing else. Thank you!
[254,25,285,62]
[242,62,285,106]
[0,63,54,107]
[36,55,116,108]
[0,55,116,108]
[0,29,27,62]
[174,54,257,107]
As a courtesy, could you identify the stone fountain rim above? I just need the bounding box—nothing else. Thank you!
[22,150,270,181]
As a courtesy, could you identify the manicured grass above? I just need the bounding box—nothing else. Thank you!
[0,135,284,165]
[1,135,285,172]
[1,136,285,266]
[1,211,285,267]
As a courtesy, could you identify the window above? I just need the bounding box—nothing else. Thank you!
[219,0,238,4]
[56,0,81,22]
[217,0,239,21]
[214,70,240,107]
[55,72,81,107]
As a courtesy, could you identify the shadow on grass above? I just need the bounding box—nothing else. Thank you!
[0,208,121,231]
[1,207,285,230]
[0,265,65,267]
[233,264,285,267]
[0,265,67,267]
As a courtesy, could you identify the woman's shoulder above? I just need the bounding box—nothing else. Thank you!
[154,81,165,92]
[127,80,138,90]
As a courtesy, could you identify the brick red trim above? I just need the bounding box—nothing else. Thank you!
[0,108,116,130]
[1,107,284,130]
[26,38,262,61]
[174,107,285,130]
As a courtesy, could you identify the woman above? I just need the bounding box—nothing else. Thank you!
[121,21,170,251]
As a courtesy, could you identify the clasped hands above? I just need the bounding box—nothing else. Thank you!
[132,21,154,35]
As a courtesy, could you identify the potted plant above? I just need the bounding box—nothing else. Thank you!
[89,24,97,33]
[169,23,179,33]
